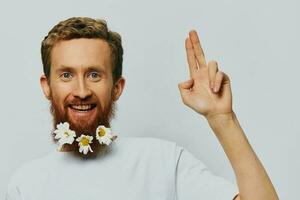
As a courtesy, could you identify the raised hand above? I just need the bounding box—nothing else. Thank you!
[178,30,233,119]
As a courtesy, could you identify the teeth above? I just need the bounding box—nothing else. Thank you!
[71,104,92,111]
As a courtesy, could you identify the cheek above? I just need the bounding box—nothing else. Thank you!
[93,85,114,105]
[49,84,71,106]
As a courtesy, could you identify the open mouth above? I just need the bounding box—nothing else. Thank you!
[69,104,97,112]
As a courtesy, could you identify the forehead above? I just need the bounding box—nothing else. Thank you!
[51,38,112,73]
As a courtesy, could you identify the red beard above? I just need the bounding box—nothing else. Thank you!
[49,90,116,156]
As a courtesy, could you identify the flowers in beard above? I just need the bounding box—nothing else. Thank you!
[76,134,94,155]
[96,125,117,145]
[53,122,76,150]
[53,121,117,155]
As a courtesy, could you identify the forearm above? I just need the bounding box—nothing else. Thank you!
[206,112,278,200]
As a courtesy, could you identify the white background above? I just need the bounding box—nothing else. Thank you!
[0,0,299,199]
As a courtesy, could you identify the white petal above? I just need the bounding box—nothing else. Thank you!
[98,136,112,145]
[96,125,106,131]
[56,122,64,130]
[105,127,112,134]
[66,137,75,144]
[76,136,82,142]
[96,133,100,140]
[62,122,70,130]
[83,147,88,155]
[69,130,76,138]
[79,146,83,153]
[53,129,61,134]
[104,140,112,146]
[106,132,114,139]
[56,123,61,129]
[58,138,68,145]
[89,146,93,153]
[54,134,62,140]
[105,138,112,145]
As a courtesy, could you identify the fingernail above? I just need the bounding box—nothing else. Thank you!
[214,86,218,92]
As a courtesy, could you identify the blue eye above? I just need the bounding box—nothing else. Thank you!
[89,72,101,81]
[60,72,72,81]
[63,72,70,78]
[91,72,98,78]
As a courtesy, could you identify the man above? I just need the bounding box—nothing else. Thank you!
[6,17,278,200]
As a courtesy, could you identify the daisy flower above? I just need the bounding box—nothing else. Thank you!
[76,134,93,155]
[53,122,76,149]
[96,125,117,146]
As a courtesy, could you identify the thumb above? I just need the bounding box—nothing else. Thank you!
[178,79,194,91]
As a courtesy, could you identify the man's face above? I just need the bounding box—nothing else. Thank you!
[40,38,125,151]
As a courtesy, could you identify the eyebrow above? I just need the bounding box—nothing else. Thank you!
[54,65,107,74]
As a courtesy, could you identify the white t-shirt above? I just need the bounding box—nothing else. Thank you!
[6,136,238,200]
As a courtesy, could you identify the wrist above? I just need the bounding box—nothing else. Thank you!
[206,111,238,130]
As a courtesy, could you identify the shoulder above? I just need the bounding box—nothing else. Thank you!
[7,152,57,188]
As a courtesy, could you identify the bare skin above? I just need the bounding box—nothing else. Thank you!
[178,30,279,200]
[40,39,125,128]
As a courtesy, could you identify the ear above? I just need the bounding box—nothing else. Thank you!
[40,75,51,100]
[112,77,126,101]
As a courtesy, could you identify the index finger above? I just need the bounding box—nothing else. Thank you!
[189,30,207,66]
[185,37,198,77]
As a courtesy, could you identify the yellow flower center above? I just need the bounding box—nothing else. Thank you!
[64,132,70,137]
[80,137,90,146]
[98,128,106,137]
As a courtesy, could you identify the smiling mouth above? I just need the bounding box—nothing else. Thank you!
[69,104,97,111]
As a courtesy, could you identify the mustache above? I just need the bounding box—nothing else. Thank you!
[63,98,98,107]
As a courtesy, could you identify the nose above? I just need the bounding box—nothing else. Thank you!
[72,77,92,99]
